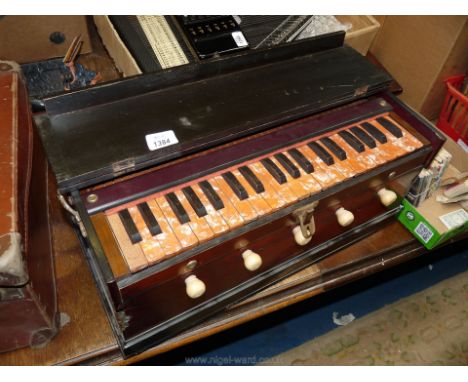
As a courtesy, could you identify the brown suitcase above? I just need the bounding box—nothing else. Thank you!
[0,61,59,353]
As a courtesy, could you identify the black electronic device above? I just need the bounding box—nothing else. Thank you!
[177,15,249,58]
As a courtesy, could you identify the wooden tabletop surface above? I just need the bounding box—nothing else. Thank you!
[0,18,459,365]
[2,171,454,366]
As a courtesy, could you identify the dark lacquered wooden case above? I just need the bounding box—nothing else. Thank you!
[34,36,445,356]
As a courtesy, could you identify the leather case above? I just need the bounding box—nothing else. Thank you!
[0,61,59,353]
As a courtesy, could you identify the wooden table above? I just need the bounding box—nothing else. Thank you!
[1,172,465,366]
[1,19,464,365]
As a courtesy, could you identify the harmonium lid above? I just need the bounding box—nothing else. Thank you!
[35,37,392,193]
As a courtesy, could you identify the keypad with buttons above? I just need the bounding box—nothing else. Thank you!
[177,15,249,59]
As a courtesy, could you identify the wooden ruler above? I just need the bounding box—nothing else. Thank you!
[136,15,189,69]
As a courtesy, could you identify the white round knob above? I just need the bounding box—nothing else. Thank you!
[377,188,397,206]
[335,207,354,227]
[184,275,206,299]
[242,249,262,271]
[292,226,312,246]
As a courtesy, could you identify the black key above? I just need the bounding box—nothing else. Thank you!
[338,130,365,153]
[320,137,347,160]
[222,172,249,200]
[199,180,224,210]
[274,153,300,179]
[288,148,314,174]
[307,141,334,165]
[361,122,387,144]
[166,192,190,224]
[261,158,287,185]
[350,126,377,149]
[182,186,208,217]
[118,209,142,244]
[137,202,162,236]
[239,166,265,194]
[377,117,403,138]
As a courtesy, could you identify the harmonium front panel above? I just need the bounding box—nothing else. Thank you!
[77,96,433,354]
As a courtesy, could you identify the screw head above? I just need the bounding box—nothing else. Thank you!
[379,100,387,107]
[86,194,98,203]
[234,238,250,250]
[185,260,198,271]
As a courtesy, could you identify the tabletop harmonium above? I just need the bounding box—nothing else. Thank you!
[35,35,445,356]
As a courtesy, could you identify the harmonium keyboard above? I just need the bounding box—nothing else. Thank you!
[34,33,445,356]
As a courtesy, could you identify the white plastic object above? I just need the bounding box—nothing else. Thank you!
[292,226,312,246]
[335,207,354,227]
[377,188,398,206]
[184,275,206,299]
[241,249,262,271]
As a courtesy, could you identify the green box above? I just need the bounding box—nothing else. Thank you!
[398,198,468,249]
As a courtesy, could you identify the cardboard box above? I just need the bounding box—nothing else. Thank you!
[370,16,468,121]
[0,16,92,63]
[398,134,468,249]
[335,16,380,55]
[93,16,142,76]
[94,15,381,78]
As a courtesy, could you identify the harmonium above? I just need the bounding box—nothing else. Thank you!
[34,19,445,357]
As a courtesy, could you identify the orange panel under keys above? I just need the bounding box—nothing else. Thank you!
[155,196,199,250]
[303,142,358,179]
[246,163,288,211]
[127,206,166,264]
[358,133,400,164]
[231,169,272,216]
[269,156,309,200]
[295,146,346,190]
[191,183,230,235]
[364,121,408,157]
[146,199,183,257]
[250,162,298,205]
[336,131,389,167]
[376,115,423,152]
[173,190,214,244]
[205,179,245,230]
[329,134,375,174]
[213,175,258,223]
[106,213,148,273]
[282,151,322,194]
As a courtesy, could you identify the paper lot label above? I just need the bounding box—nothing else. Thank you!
[146,130,179,151]
[232,31,248,47]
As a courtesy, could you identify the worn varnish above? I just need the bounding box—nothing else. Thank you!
[78,104,436,356]
[31,32,448,357]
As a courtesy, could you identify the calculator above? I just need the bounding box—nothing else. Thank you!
[177,15,249,59]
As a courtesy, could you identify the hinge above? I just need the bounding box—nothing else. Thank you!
[354,85,369,97]
[293,200,319,239]
[57,193,87,238]
[112,158,136,176]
